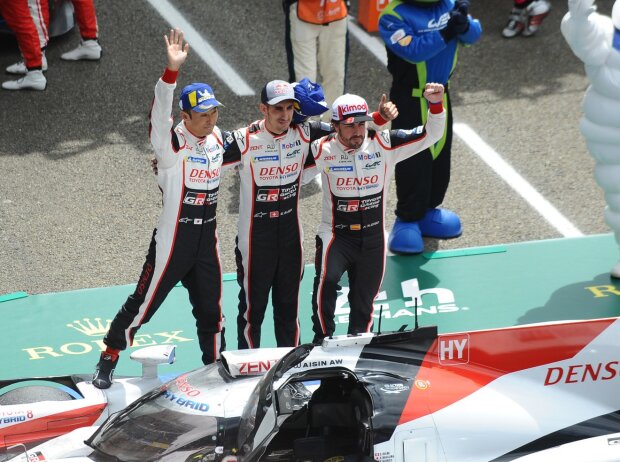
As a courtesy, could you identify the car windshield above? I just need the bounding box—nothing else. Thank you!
[89,363,232,461]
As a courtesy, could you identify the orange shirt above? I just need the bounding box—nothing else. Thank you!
[296,0,347,25]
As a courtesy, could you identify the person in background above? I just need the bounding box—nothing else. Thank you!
[1,0,47,90]
[2,0,101,90]
[502,0,551,38]
[283,0,349,114]
[60,0,102,60]
[379,0,482,254]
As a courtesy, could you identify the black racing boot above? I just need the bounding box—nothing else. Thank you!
[93,352,119,389]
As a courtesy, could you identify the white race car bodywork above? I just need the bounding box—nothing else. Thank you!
[0,345,176,451]
[4,320,620,462]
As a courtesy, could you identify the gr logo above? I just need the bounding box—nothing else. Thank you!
[183,192,206,205]
[337,200,359,212]
[257,189,279,202]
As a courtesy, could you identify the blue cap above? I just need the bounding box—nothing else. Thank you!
[179,83,222,112]
[292,78,329,124]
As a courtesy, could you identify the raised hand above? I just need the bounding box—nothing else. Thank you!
[454,0,469,16]
[377,94,399,121]
[164,28,189,71]
[440,10,469,42]
[423,83,444,104]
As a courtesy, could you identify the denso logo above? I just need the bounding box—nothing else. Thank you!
[250,145,263,151]
[428,12,450,29]
[281,140,301,149]
[189,168,220,179]
[257,189,279,202]
[544,362,620,386]
[259,164,299,176]
[336,175,378,186]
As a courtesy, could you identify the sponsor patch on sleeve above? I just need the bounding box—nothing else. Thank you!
[389,29,407,45]
[398,35,412,46]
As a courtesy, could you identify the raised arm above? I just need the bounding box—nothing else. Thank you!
[149,29,190,168]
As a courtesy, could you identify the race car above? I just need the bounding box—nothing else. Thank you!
[0,345,176,451]
[4,317,620,462]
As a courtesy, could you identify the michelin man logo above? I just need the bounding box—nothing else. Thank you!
[561,0,620,278]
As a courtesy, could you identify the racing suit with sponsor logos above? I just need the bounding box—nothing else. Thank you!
[306,106,446,341]
[222,119,331,350]
[104,69,226,365]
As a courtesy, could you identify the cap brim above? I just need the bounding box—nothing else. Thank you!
[265,96,300,105]
[192,100,223,112]
[337,114,373,124]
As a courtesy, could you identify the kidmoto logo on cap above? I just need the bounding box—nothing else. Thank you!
[331,94,373,124]
[261,80,300,105]
[179,83,222,112]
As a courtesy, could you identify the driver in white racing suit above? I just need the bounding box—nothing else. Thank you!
[93,29,226,389]
[306,83,446,342]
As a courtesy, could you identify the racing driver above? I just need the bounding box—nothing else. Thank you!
[307,83,446,343]
[93,29,226,389]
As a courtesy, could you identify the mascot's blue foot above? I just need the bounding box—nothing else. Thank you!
[419,208,462,238]
[388,218,424,254]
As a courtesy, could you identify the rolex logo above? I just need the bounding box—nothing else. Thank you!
[66,318,111,337]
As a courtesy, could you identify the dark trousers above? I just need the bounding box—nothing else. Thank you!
[311,234,385,343]
[236,235,303,349]
[390,85,453,222]
[104,227,225,365]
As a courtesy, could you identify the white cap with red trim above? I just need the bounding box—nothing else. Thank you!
[331,94,373,124]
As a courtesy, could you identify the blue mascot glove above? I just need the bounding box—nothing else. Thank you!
[292,78,329,124]
[454,0,469,16]
[439,10,469,42]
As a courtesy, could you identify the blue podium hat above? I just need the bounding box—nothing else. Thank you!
[179,83,222,112]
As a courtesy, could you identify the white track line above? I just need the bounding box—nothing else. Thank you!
[454,123,583,238]
[348,19,582,238]
[146,0,254,96]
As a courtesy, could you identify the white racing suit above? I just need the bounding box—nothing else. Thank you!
[104,69,226,365]
[306,106,446,342]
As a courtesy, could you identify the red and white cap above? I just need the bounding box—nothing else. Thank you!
[331,94,373,124]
